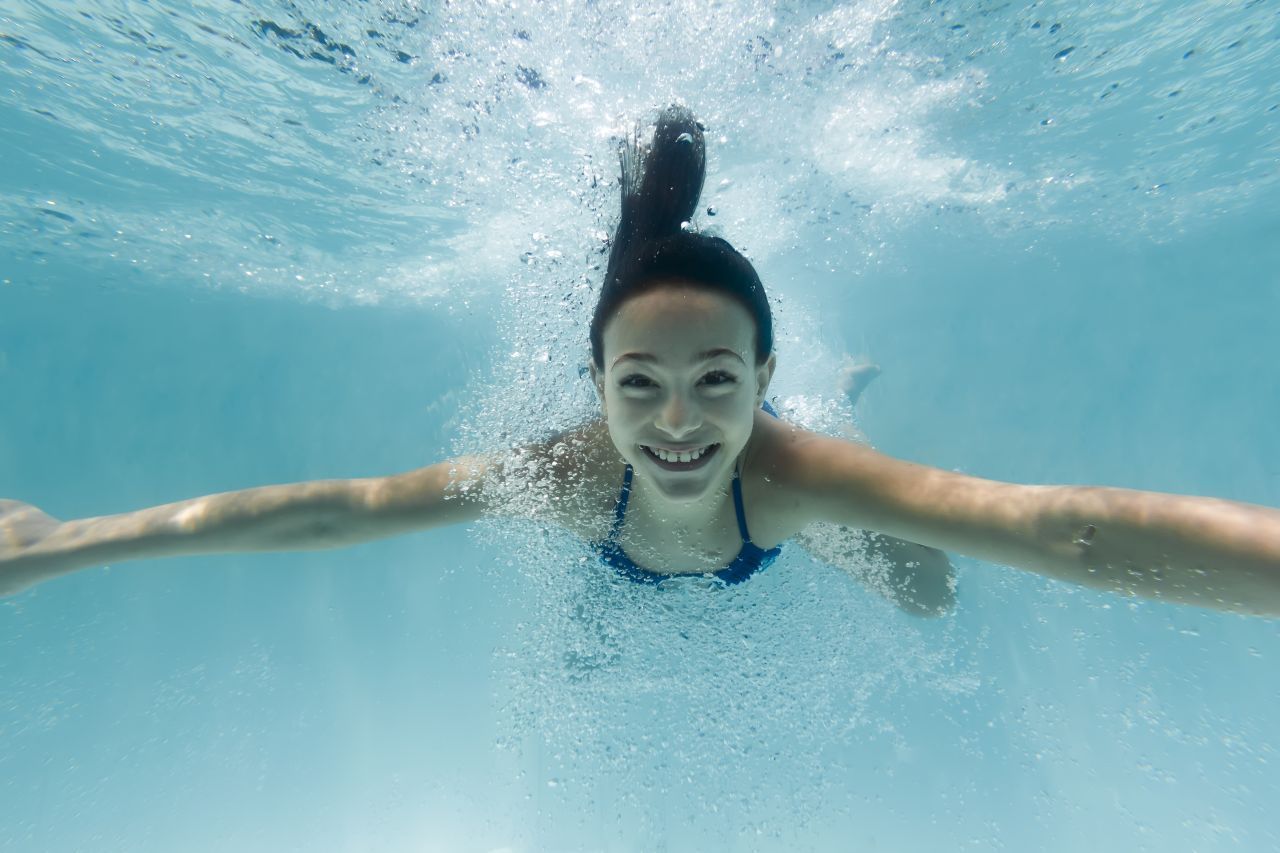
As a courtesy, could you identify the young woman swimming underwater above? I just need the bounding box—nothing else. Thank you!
[2,106,1278,617]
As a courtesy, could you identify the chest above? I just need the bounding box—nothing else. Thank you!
[609,494,749,574]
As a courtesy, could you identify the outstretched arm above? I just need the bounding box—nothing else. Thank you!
[787,435,1280,617]
[0,456,490,597]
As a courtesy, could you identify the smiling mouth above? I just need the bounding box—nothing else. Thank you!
[639,443,720,471]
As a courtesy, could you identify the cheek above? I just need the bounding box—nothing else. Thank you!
[603,391,644,432]
[698,394,756,436]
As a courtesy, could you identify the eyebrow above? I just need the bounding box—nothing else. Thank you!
[611,347,746,369]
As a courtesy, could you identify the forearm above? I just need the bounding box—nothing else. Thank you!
[52,480,373,565]
[862,534,956,618]
[793,524,956,618]
[24,460,487,581]
[1024,486,1280,616]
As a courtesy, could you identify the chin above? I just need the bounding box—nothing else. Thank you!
[632,452,735,504]
[646,477,715,504]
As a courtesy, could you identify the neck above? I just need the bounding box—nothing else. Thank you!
[625,461,738,533]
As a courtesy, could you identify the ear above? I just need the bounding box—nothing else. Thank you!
[755,352,777,406]
[588,361,606,412]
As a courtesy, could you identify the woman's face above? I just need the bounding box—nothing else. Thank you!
[593,284,775,503]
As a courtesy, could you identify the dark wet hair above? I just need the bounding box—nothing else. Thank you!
[589,105,773,368]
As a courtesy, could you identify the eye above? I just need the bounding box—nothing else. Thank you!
[701,370,737,386]
[619,374,655,388]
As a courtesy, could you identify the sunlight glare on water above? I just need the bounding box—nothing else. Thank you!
[4,0,1275,305]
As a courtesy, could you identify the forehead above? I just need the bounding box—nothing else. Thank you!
[603,285,754,362]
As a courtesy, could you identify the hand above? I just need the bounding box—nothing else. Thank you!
[0,499,66,597]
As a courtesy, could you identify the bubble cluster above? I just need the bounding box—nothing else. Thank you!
[481,517,978,830]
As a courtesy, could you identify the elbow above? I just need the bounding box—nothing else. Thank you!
[893,549,958,619]
[294,517,354,549]
[262,504,370,551]
[897,585,957,619]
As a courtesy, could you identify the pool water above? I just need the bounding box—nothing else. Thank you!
[2,1,1278,850]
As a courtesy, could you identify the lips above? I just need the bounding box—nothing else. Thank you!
[639,442,720,471]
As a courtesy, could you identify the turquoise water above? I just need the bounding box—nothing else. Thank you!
[2,1,1279,850]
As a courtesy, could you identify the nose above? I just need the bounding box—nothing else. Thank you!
[656,393,702,439]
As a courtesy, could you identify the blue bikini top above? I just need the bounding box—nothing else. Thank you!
[593,401,783,586]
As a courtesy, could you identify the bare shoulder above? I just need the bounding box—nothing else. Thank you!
[738,413,859,541]
[741,410,854,481]
[517,419,618,489]
[743,410,1033,551]
[500,419,623,540]
[740,412,936,541]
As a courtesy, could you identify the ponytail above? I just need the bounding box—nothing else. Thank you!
[590,106,773,368]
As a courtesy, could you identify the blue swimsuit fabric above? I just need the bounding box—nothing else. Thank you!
[594,401,783,586]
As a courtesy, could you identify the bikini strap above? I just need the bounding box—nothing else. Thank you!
[731,465,754,544]
[610,464,634,536]
[616,461,754,544]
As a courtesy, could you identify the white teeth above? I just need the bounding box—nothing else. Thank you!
[645,444,714,464]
